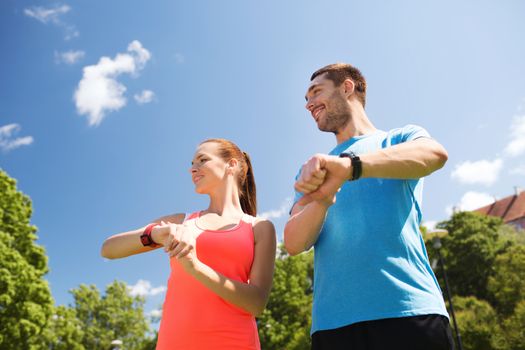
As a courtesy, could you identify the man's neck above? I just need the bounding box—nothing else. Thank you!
[335,104,377,144]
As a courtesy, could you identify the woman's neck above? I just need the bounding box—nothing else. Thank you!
[206,181,244,217]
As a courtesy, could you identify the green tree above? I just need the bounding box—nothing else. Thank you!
[501,300,525,350]
[258,246,313,350]
[70,281,152,350]
[488,245,525,316]
[43,306,85,350]
[0,169,53,349]
[453,296,503,350]
[433,211,507,300]
[426,211,525,350]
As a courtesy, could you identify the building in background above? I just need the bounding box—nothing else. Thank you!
[474,187,525,230]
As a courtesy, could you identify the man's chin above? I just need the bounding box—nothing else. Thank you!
[318,124,336,133]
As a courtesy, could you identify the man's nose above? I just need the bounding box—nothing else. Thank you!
[305,98,314,111]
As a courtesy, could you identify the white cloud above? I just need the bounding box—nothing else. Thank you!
[134,90,155,104]
[0,124,34,152]
[447,191,495,215]
[149,309,162,318]
[74,40,151,126]
[450,159,503,186]
[55,50,85,64]
[128,280,166,297]
[504,115,525,157]
[259,197,293,220]
[24,4,70,24]
[24,4,78,40]
[128,40,151,69]
[422,221,437,231]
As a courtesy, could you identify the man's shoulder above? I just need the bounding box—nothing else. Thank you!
[385,124,430,143]
[386,124,426,134]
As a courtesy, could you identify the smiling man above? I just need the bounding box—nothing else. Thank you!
[284,63,454,350]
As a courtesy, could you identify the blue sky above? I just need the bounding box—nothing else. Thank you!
[2,0,525,325]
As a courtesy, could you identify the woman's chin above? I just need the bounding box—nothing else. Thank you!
[194,186,207,194]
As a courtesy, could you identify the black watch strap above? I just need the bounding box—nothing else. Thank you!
[339,152,362,181]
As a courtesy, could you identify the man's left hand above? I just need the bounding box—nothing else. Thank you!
[296,154,351,206]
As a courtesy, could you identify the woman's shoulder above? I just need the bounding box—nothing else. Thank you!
[243,214,272,226]
[247,216,276,241]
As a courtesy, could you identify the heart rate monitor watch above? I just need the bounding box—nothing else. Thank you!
[140,223,160,247]
[339,152,362,181]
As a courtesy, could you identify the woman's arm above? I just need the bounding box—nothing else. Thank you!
[178,219,277,317]
[100,213,185,259]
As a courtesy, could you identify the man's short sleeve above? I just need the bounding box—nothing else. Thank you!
[388,124,431,146]
[400,124,431,142]
[293,169,304,205]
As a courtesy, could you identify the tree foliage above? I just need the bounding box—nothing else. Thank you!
[433,211,508,300]
[43,306,84,350]
[258,246,313,350]
[68,281,152,350]
[0,169,53,349]
[42,281,155,350]
[502,300,525,350]
[426,211,525,350]
[487,245,525,317]
[453,296,502,350]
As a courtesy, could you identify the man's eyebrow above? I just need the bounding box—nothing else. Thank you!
[305,83,321,101]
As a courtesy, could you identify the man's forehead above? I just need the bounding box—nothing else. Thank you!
[305,76,330,99]
[309,75,324,87]
[308,74,332,89]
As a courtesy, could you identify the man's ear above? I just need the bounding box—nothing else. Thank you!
[343,79,355,98]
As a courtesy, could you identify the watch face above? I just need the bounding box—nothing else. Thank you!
[140,234,152,246]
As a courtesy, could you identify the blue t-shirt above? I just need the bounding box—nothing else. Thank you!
[294,125,448,334]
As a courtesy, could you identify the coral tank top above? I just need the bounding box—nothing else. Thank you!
[156,212,260,350]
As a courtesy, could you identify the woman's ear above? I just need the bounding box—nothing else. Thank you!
[227,158,239,174]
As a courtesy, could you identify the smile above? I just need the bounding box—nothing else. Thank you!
[312,105,325,121]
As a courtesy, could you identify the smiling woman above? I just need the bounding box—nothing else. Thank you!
[100,138,276,350]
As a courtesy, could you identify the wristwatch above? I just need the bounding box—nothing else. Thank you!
[140,223,160,247]
[339,151,362,181]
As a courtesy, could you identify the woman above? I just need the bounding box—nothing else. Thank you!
[101,138,276,349]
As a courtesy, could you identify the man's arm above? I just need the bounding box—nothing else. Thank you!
[283,200,333,256]
[297,138,448,206]
[360,137,448,179]
[285,137,448,254]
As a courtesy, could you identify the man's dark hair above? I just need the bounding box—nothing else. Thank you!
[311,63,367,108]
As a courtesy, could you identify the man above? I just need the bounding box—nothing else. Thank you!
[284,63,454,350]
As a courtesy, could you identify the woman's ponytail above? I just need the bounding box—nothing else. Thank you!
[240,151,257,216]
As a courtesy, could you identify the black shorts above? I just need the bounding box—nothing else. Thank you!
[311,314,454,350]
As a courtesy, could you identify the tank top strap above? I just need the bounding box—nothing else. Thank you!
[242,214,258,228]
